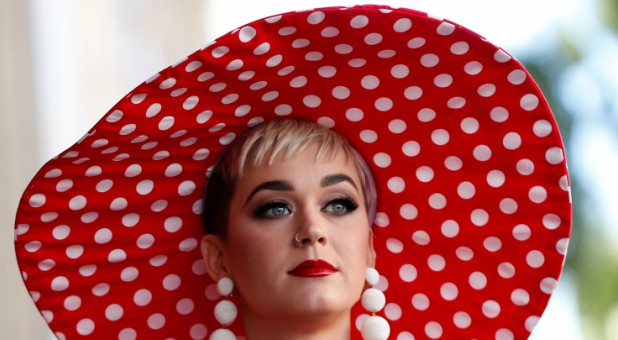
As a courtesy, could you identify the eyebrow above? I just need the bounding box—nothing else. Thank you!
[244,180,294,206]
[321,174,358,192]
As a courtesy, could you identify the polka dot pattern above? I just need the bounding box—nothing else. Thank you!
[14,5,570,340]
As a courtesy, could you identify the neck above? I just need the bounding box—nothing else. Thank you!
[240,306,352,340]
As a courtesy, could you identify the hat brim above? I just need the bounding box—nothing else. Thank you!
[15,5,571,339]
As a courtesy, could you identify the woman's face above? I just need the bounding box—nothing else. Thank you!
[218,143,374,323]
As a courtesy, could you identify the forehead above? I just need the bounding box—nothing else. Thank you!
[237,143,361,188]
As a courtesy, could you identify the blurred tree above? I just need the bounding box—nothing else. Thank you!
[521,0,618,338]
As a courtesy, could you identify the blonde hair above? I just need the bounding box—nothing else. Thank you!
[203,119,375,238]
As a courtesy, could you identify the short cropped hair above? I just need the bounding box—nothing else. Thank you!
[202,119,376,239]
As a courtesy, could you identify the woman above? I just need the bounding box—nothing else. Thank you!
[14,5,571,339]
[201,119,378,339]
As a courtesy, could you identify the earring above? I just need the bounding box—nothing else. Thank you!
[360,268,390,340]
[210,277,238,340]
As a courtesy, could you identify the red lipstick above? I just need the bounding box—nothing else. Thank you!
[288,259,337,277]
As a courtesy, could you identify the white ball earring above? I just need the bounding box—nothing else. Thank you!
[360,268,390,340]
[210,277,238,340]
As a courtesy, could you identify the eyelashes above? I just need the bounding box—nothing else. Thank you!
[252,197,359,219]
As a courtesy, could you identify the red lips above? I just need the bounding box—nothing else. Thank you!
[288,259,337,277]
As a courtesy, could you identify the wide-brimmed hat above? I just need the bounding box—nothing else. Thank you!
[15,4,571,339]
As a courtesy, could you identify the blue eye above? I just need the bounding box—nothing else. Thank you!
[324,198,359,215]
[253,201,292,218]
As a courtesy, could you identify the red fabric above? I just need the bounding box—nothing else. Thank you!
[15,5,571,339]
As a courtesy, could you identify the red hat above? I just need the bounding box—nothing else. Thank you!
[15,5,571,339]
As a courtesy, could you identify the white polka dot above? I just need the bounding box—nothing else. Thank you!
[388,119,406,133]
[198,72,215,82]
[460,117,479,134]
[402,141,420,157]
[278,26,297,36]
[499,198,518,214]
[484,237,502,252]
[494,49,512,62]
[351,15,369,28]
[400,204,418,220]
[520,94,539,111]
[178,180,197,196]
[399,264,417,282]
[386,238,404,254]
[361,75,380,90]
[496,328,515,340]
[527,250,545,268]
[431,129,449,145]
[164,216,183,233]
[179,238,199,252]
[534,119,553,137]
[122,213,140,227]
[451,41,470,55]
[437,21,455,35]
[490,106,509,122]
[457,181,475,199]
[513,224,531,241]
[469,271,487,290]
[454,247,472,264]
[345,108,363,122]
[108,249,127,263]
[503,132,522,150]
[334,44,353,54]
[92,283,110,297]
[546,147,564,164]
[64,295,81,311]
[53,225,70,240]
[526,316,540,332]
[428,254,445,271]
[384,303,402,321]
[425,321,443,339]
[434,73,452,87]
[106,110,123,123]
[110,197,128,211]
[393,18,412,32]
[375,97,393,111]
[428,193,447,209]
[404,86,422,100]
[440,282,458,300]
[374,212,390,227]
[76,318,95,335]
[387,177,405,193]
[51,276,69,291]
[407,37,426,49]
[190,324,207,340]
[541,277,558,294]
[416,166,434,182]
[482,300,501,318]
[471,209,489,226]
[136,180,154,195]
[95,179,112,193]
[303,95,321,108]
[211,46,229,58]
[453,311,471,328]
[137,234,155,249]
[134,289,152,306]
[360,130,378,143]
[412,230,430,246]
[498,262,516,278]
[39,259,55,271]
[163,274,181,291]
[444,156,463,170]
[448,97,466,109]
[176,298,195,315]
[391,64,410,79]
[487,170,505,187]
[25,241,42,253]
[69,195,87,211]
[511,288,530,306]
[516,159,535,175]
[147,313,166,330]
[266,54,283,67]
[332,86,350,99]
[349,58,367,68]
[105,304,124,321]
[158,116,175,131]
[421,53,439,67]
[274,104,292,116]
[441,220,459,238]
[119,328,137,339]
[478,83,496,97]
[307,11,325,24]
[529,186,548,203]
[183,96,199,110]
[79,264,97,278]
[508,69,527,85]
[412,293,430,310]
[121,267,139,282]
[373,153,391,168]
[66,245,84,259]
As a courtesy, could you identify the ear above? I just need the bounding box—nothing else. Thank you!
[201,234,230,281]
[366,228,376,268]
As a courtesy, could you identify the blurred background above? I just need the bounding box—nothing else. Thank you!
[1,0,616,338]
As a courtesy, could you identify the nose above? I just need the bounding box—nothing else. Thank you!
[293,207,327,247]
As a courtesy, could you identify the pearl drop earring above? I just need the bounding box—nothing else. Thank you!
[210,277,238,340]
[360,268,390,340]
